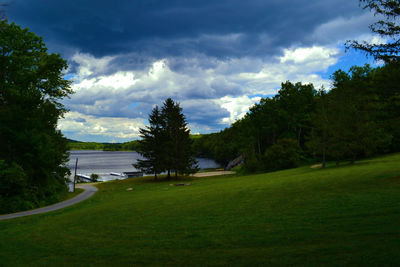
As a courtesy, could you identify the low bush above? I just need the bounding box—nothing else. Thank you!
[264,138,301,171]
[0,160,68,214]
[90,173,99,182]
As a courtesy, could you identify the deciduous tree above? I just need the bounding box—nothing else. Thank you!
[0,20,72,213]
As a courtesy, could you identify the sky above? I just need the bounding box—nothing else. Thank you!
[4,0,380,142]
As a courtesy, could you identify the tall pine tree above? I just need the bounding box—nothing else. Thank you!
[133,106,165,179]
[134,98,198,179]
[161,98,198,178]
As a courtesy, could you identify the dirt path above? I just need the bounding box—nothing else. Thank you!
[0,184,98,221]
[191,171,235,177]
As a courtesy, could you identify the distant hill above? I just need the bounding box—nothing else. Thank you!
[66,139,82,143]
[68,134,210,152]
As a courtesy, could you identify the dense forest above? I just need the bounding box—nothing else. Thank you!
[192,63,400,172]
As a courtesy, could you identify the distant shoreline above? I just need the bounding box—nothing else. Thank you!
[68,148,136,152]
[67,140,140,151]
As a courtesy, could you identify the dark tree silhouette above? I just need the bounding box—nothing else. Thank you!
[134,98,198,179]
[0,20,72,213]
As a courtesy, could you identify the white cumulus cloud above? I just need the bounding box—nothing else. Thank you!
[218,95,261,124]
[58,111,145,141]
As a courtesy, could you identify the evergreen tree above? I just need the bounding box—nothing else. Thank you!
[161,98,198,178]
[133,106,165,179]
[134,98,198,179]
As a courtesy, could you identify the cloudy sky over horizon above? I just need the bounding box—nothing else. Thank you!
[5,0,379,142]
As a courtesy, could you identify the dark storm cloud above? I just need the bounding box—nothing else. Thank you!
[7,0,365,59]
[181,100,230,127]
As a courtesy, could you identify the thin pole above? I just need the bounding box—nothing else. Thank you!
[73,158,78,192]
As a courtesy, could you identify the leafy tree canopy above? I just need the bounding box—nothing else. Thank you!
[0,20,72,213]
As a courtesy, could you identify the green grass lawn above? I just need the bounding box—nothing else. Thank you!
[1,154,400,266]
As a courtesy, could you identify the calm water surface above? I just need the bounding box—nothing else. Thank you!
[68,150,220,181]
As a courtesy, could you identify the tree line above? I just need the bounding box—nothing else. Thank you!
[67,140,140,151]
[192,63,400,172]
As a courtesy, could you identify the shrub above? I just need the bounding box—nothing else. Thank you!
[90,173,99,182]
[0,160,68,214]
[264,138,301,171]
[243,152,263,173]
[0,160,32,213]
[0,160,27,198]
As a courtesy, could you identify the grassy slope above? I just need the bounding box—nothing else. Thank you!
[1,154,400,266]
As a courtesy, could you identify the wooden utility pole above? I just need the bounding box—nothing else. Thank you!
[73,158,78,192]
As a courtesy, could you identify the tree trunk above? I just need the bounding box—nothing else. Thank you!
[73,158,78,192]
[167,169,170,179]
[297,127,302,144]
[322,148,326,168]
[350,154,356,165]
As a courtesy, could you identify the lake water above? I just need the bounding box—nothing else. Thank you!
[68,150,220,181]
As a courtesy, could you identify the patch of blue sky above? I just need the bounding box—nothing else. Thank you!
[129,102,138,109]
[248,93,276,99]
[63,73,76,80]
[315,48,375,80]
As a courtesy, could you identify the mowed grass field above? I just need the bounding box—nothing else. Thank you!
[1,154,400,266]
